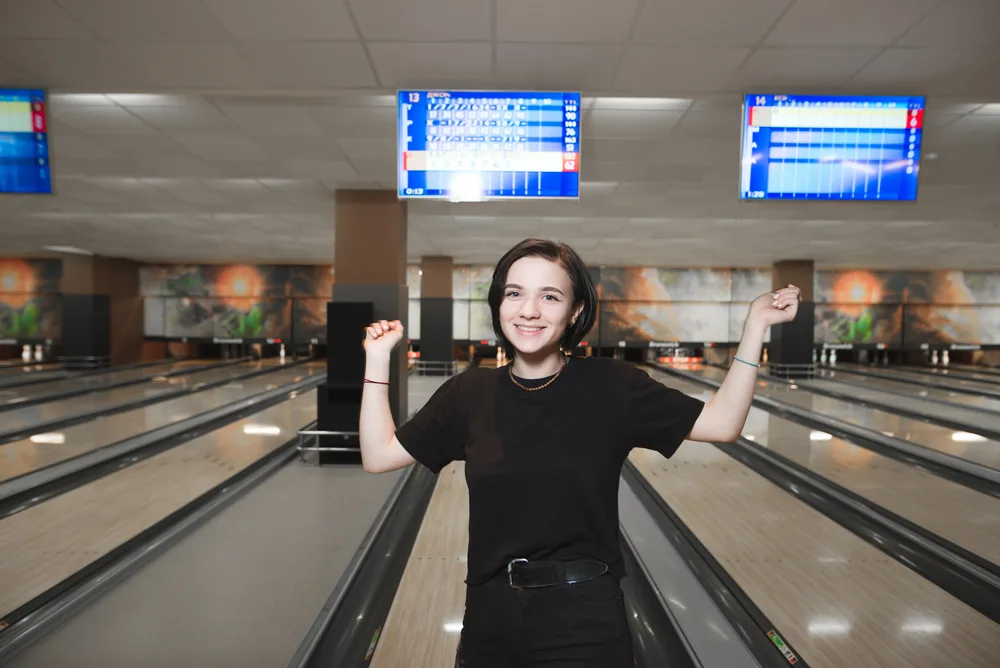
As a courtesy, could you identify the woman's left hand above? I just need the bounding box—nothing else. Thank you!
[747,285,802,330]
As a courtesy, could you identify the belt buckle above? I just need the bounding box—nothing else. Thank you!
[507,558,528,588]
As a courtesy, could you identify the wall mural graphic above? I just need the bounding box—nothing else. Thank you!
[0,259,62,341]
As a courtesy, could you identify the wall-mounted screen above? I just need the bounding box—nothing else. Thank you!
[397,90,580,201]
[740,94,924,201]
[0,89,51,194]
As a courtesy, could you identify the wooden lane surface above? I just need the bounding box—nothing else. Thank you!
[0,391,316,617]
[629,445,1000,668]
[369,463,469,668]
[0,362,323,484]
[655,370,1000,567]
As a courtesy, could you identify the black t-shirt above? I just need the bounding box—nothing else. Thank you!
[395,355,705,586]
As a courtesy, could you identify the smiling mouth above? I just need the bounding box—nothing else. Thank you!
[514,324,545,334]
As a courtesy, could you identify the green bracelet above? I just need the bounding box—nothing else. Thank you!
[733,356,760,368]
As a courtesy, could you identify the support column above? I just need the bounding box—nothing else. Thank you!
[326,190,408,430]
[769,260,815,378]
[59,254,142,367]
[419,255,453,374]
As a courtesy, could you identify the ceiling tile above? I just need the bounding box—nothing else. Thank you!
[132,155,221,178]
[0,0,94,38]
[254,137,348,161]
[278,159,359,181]
[349,0,492,41]
[126,102,241,134]
[497,0,638,43]
[0,39,145,88]
[583,139,657,162]
[738,47,880,88]
[240,42,377,88]
[495,44,622,90]
[116,42,261,87]
[852,48,998,92]
[57,0,229,40]
[50,106,158,135]
[205,0,357,40]
[586,109,685,139]
[309,105,397,137]
[175,134,270,162]
[49,133,122,160]
[614,46,750,93]
[369,42,492,87]
[766,0,939,46]
[337,138,396,161]
[897,0,1000,48]
[216,104,326,137]
[633,0,789,46]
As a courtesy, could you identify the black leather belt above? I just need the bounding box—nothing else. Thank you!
[506,558,609,589]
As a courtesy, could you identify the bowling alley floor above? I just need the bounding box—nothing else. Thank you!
[1,373,443,668]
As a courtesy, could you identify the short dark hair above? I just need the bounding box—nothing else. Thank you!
[487,238,597,358]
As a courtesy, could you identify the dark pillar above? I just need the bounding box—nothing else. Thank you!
[316,190,408,461]
[769,260,815,378]
[59,254,142,367]
[419,255,453,374]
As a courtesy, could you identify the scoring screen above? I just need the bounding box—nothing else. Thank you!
[0,89,52,194]
[741,94,925,201]
[397,90,580,200]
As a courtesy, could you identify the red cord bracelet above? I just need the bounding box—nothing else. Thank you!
[364,378,389,385]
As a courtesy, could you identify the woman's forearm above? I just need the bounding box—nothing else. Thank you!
[359,352,397,470]
[692,318,766,442]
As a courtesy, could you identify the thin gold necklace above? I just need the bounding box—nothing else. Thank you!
[509,356,568,392]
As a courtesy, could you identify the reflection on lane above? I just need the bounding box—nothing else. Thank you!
[0,360,201,405]
[0,360,288,435]
[0,362,325,484]
[823,365,1000,398]
[691,364,1000,471]
[816,368,1000,413]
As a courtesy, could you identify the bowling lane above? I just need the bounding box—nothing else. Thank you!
[0,359,286,437]
[0,359,203,407]
[693,365,1000,470]
[814,369,1000,413]
[630,439,1000,668]
[368,462,468,668]
[5,376,446,668]
[901,365,1000,386]
[0,362,59,376]
[0,361,324,484]
[0,390,316,619]
[828,365,1000,397]
[651,370,1000,567]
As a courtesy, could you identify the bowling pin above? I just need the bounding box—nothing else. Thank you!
[279,343,286,362]
[821,349,828,365]
[34,344,43,363]
[830,349,838,366]
[762,348,769,365]
[812,348,818,364]
[942,350,950,367]
[931,350,939,365]
[22,344,31,363]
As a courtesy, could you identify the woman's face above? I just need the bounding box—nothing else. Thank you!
[499,256,581,357]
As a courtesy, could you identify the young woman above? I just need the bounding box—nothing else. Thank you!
[360,238,801,667]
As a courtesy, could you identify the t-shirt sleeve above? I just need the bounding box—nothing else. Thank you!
[395,374,467,474]
[624,365,706,459]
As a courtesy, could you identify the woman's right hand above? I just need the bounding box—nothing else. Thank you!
[363,319,405,356]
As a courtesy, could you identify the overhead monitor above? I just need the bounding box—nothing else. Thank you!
[0,89,51,194]
[397,90,580,200]
[740,94,925,201]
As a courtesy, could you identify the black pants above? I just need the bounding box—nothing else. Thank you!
[455,571,634,667]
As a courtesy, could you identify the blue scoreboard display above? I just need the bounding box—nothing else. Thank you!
[0,89,52,194]
[397,90,580,200]
[740,94,925,201]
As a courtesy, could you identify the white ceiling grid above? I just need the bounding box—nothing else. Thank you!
[0,0,997,267]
